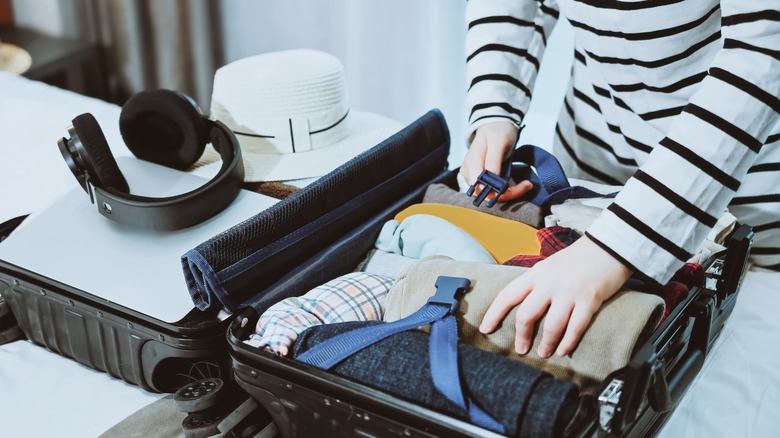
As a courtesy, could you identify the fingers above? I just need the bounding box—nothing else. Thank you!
[461,122,517,188]
[498,180,534,202]
[481,281,598,358]
[513,290,550,355]
[484,137,507,176]
[536,300,573,358]
[555,300,598,357]
[479,275,532,334]
[461,133,487,186]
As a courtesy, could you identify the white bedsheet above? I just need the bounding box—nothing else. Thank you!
[0,72,131,222]
[0,72,778,437]
[658,268,780,437]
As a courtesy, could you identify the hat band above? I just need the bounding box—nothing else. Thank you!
[233,109,351,154]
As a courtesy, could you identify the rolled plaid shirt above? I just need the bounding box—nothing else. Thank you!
[247,272,394,356]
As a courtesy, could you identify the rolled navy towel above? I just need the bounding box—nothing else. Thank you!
[291,320,580,438]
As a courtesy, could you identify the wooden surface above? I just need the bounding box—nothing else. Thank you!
[0,0,12,26]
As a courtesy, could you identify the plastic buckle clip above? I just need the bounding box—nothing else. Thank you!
[427,276,471,314]
[466,161,512,208]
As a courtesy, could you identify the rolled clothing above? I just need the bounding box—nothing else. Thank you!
[384,256,665,393]
[423,183,545,228]
[544,199,730,264]
[247,272,394,355]
[544,198,612,234]
[625,263,705,322]
[375,214,497,264]
[393,204,541,263]
[354,249,418,279]
[291,320,579,438]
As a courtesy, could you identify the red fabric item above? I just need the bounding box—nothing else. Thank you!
[658,281,689,322]
[503,226,580,267]
[657,263,704,322]
[671,263,704,288]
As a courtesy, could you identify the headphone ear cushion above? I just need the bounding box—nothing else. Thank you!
[119,89,208,170]
[71,113,130,193]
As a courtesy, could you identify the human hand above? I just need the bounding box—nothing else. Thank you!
[460,121,533,202]
[479,236,633,358]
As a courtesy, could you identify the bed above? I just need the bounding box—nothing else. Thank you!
[0,71,163,437]
[0,71,778,437]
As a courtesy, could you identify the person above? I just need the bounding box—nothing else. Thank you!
[461,1,779,359]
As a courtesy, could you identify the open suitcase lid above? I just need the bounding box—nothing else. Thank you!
[0,157,279,325]
[0,109,449,331]
[181,109,451,315]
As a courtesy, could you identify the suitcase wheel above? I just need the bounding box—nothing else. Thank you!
[174,377,229,413]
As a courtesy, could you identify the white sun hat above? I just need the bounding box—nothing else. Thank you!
[194,49,402,182]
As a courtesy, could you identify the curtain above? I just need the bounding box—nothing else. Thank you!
[84,0,222,107]
[218,0,573,167]
[11,0,573,162]
[219,0,470,165]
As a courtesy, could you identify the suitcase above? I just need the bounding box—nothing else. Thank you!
[0,213,246,392]
[0,109,449,394]
[201,111,754,437]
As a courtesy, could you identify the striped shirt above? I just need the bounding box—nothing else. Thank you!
[466,0,780,283]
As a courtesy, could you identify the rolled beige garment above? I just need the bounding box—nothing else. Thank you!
[384,256,665,394]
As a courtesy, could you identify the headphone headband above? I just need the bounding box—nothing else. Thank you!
[58,115,244,231]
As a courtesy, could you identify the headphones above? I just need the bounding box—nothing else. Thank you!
[57,89,244,231]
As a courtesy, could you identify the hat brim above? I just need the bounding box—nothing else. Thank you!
[193,111,402,182]
[0,44,32,75]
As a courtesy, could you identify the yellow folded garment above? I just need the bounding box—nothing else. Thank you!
[395,203,540,263]
[383,256,665,393]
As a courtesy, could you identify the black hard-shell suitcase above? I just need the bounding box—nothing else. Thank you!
[0,217,236,393]
[0,109,448,394]
[211,111,754,437]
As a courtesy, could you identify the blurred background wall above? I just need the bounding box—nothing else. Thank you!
[9,0,573,165]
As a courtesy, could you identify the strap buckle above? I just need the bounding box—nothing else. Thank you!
[466,161,513,208]
[597,379,623,434]
[426,276,471,314]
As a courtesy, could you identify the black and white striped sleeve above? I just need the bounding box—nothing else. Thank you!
[586,1,780,283]
[465,0,560,139]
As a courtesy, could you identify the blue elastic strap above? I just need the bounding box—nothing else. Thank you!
[295,302,450,369]
[296,276,505,433]
[429,314,506,433]
[508,145,618,208]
